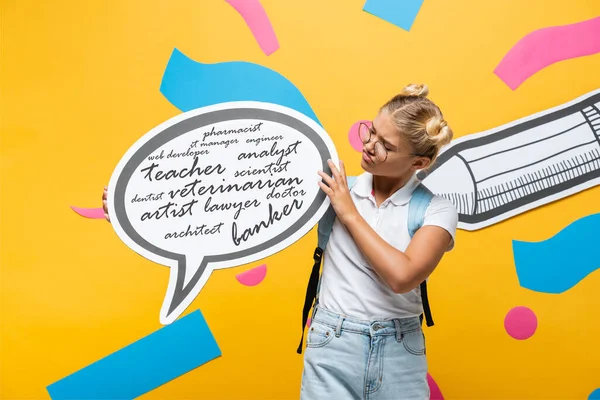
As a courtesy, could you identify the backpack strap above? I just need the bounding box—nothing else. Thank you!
[407,184,435,327]
[296,176,358,354]
[407,184,434,238]
[297,178,434,353]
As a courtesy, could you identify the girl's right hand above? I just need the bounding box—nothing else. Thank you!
[102,186,111,222]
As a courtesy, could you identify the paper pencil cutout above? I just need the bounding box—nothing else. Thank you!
[419,89,600,230]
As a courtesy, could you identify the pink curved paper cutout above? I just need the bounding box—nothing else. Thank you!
[427,373,445,400]
[494,17,600,90]
[235,264,267,286]
[348,120,371,152]
[306,318,311,328]
[225,0,279,56]
[504,306,538,340]
[70,206,105,219]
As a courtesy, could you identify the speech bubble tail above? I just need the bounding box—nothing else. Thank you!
[182,254,205,288]
[159,255,212,325]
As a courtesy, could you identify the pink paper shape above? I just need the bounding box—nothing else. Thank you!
[504,306,538,340]
[70,206,105,219]
[225,0,279,56]
[306,318,311,328]
[427,373,445,400]
[235,264,267,286]
[348,120,371,152]
[494,16,600,90]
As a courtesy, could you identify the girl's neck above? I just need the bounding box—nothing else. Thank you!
[372,172,414,205]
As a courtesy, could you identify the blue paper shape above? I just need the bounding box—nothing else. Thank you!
[160,48,320,124]
[363,0,425,31]
[46,310,221,400]
[589,388,600,400]
[512,213,600,294]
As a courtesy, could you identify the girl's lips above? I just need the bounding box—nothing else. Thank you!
[362,151,372,163]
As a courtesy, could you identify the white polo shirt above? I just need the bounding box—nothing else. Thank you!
[318,172,458,321]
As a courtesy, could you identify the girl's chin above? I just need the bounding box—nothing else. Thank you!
[360,158,374,172]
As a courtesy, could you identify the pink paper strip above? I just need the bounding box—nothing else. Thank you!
[494,16,600,90]
[224,0,279,56]
[235,264,267,286]
[70,206,105,219]
[427,373,445,400]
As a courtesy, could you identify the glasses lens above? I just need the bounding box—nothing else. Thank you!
[358,123,371,144]
[374,142,387,162]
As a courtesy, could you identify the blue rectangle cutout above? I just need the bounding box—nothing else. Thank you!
[47,310,221,399]
[363,0,425,31]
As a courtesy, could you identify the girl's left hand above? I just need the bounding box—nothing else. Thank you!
[318,159,359,226]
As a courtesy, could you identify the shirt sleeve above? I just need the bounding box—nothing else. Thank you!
[422,195,458,251]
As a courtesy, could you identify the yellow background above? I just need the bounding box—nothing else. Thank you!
[2,0,600,398]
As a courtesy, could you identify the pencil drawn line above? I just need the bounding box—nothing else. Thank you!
[584,105,600,146]
[466,122,587,163]
[477,154,599,201]
[476,149,600,202]
[455,153,479,214]
[476,140,599,184]
[461,166,600,223]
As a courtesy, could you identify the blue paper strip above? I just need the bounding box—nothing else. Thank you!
[512,213,600,294]
[589,388,600,400]
[46,310,221,400]
[160,48,320,124]
[363,0,424,31]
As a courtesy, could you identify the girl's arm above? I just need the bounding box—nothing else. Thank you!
[318,160,452,293]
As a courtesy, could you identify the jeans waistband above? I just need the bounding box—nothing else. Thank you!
[312,306,422,337]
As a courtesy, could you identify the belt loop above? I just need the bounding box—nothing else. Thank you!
[394,319,402,342]
[335,316,344,337]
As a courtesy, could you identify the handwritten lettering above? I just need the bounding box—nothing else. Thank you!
[204,197,261,220]
[131,192,165,203]
[233,161,291,178]
[202,122,263,142]
[266,186,306,200]
[246,135,283,146]
[237,140,301,166]
[140,157,226,182]
[140,199,198,221]
[168,176,304,199]
[231,199,304,246]
[164,223,225,239]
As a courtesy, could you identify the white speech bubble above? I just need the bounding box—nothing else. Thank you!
[108,102,338,324]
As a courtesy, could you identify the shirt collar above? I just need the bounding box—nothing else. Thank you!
[352,172,420,206]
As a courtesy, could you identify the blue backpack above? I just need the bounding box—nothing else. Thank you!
[297,177,435,353]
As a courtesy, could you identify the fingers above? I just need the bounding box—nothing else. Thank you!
[327,159,348,190]
[338,160,348,186]
[317,170,336,189]
[318,160,348,194]
[317,181,333,196]
[102,186,110,222]
[327,160,343,182]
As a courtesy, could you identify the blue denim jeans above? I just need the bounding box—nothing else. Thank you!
[300,306,429,400]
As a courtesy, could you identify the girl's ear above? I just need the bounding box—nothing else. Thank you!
[412,157,431,171]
